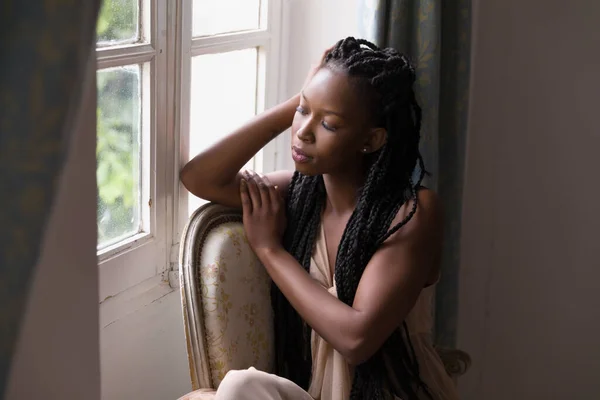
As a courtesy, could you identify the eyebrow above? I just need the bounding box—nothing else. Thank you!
[300,91,347,119]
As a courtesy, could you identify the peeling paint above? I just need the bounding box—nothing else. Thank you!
[101,294,114,303]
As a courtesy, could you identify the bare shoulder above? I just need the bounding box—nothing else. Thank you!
[387,187,443,245]
[374,188,443,284]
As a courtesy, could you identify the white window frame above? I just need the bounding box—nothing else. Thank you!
[96,0,169,301]
[97,0,283,301]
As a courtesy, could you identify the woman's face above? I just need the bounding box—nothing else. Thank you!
[290,67,375,176]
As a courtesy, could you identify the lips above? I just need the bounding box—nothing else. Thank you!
[292,146,312,163]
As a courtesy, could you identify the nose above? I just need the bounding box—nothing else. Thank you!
[296,119,315,143]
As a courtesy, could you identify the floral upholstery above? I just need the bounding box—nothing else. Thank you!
[179,204,274,395]
[179,203,470,398]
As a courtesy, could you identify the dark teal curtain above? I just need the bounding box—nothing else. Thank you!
[358,0,471,347]
[0,1,101,395]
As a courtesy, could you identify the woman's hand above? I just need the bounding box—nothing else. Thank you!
[302,45,335,90]
[240,170,287,256]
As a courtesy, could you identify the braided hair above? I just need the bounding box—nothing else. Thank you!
[271,37,430,399]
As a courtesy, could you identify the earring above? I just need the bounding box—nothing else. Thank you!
[362,148,368,153]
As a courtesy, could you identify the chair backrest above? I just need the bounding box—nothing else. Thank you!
[179,203,274,391]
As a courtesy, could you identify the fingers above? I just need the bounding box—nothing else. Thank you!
[243,170,278,211]
[321,45,334,62]
[240,178,252,214]
[243,170,262,208]
[242,170,282,212]
[317,45,334,66]
[262,176,281,212]
[254,172,274,211]
[253,171,271,203]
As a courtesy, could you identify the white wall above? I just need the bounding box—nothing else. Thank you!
[5,56,100,400]
[458,1,600,399]
[100,280,190,400]
[282,0,359,98]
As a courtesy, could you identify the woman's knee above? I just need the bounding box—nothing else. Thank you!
[216,368,271,398]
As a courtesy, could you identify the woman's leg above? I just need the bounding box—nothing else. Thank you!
[215,367,313,400]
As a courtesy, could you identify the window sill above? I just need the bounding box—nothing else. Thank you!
[99,235,166,301]
[97,231,153,263]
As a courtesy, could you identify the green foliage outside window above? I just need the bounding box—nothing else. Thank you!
[96,0,141,247]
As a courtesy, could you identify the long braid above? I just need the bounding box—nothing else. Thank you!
[272,37,431,399]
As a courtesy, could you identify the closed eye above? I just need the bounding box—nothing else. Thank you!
[296,106,308,115]
[297,105,337,131]
[321,121,337,131]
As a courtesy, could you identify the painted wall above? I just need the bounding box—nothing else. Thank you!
[458,1,600,399]
[100,281,190,400]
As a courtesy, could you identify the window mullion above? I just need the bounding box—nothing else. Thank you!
[154,0,174,276]
[173,0,193,248]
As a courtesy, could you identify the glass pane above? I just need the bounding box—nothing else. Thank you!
[189,48,258,214]
[97,65,142,249]
[193,0,261,37]
[97,0,139,45]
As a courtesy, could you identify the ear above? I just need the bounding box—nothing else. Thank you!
[361,127,387,154]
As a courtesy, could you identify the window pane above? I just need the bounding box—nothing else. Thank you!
[97,0,139,46]
[189,48,258,214]
[193,0,261,37]
[97,65,142,249]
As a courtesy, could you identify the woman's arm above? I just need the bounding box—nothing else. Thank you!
[180,94,300,208]
[240,175,443,365]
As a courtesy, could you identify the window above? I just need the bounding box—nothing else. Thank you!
[96,0,282,300]
[178,0,282,220]
[176,0,283,250]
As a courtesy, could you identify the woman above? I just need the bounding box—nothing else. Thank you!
[180,37,459,400]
